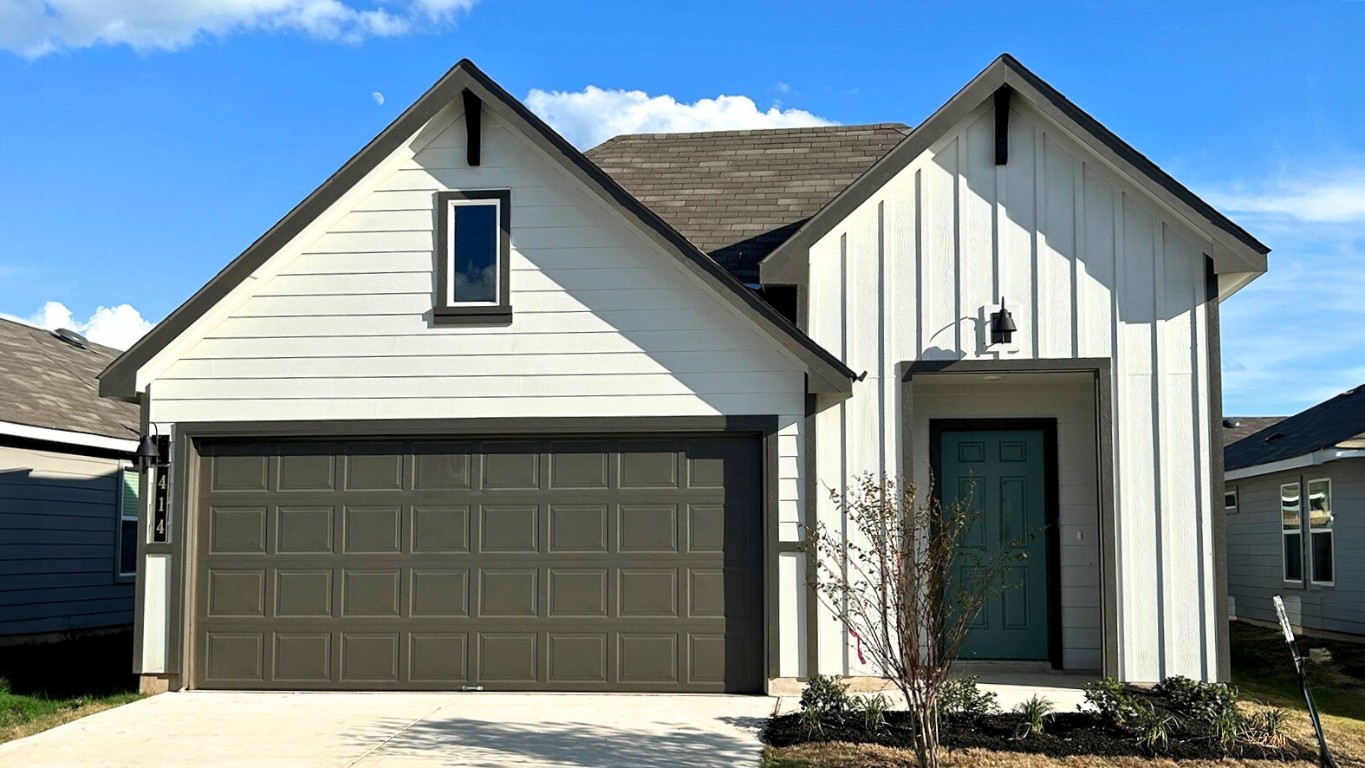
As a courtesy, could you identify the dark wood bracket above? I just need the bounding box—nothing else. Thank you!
[994,86,1012,165]
[463,88,482,167]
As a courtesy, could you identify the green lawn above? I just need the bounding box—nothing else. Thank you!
[0,631,142,744]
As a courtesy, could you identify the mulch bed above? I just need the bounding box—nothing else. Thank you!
[763,710,1315,762]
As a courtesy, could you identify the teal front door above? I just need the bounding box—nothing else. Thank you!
[938,427,1051,661]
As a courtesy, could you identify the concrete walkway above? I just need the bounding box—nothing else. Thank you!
[0,692,777,767]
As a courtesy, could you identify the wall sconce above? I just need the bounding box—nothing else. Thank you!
[136,423,161,470]
[990,296,1017,345]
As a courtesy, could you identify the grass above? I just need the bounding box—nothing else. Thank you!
[0,631,142,745]
[763,621,1365,767]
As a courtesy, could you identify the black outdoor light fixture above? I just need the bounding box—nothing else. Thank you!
[136,423,161,469]
[990,296,1017,345]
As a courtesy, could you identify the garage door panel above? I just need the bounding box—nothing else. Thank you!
[196,436,763,692]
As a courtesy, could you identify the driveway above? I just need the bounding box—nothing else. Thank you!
[0,692,777,767]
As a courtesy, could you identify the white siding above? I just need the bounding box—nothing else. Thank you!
[807,98,1219,681]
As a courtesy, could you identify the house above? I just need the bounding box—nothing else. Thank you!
[100,54,1268,694]
[1226,391,1363,638]
[0,318,140,643]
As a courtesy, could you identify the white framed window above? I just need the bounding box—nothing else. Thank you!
[1307,478,1334,586]
[1281,481,1303,583]
[434,189,511,322]
[1224,488,1238,514]
[117,466,139,578]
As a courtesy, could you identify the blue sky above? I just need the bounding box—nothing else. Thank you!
[1,1,1362,416]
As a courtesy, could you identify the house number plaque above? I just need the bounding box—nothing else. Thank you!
[151,435,171,543]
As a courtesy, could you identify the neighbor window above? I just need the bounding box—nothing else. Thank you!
[1307,478,1334,585]
[1225,488,1238,514]
[118,467,139,577]
[435,189,511,322]
[1281,481,1303,583]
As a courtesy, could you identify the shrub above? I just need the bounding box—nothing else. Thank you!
[1130,701,1173,754]
[1154,675,1240,726]
[1013,695,1054,738]
[1244,707,1290,750]
[799,674,854,724]
[937,676,1000,723]
[1081,677,1141,726]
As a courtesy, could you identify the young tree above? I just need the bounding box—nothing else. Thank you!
[803,474,1026,768]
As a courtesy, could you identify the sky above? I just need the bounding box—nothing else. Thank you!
[1,1,1363,416]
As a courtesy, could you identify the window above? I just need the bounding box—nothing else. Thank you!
[435,189,511,323]
[118,467,139,577]
[1281,481,1303,583]
[1224,488,1238,514]
[1307,478,1334,585]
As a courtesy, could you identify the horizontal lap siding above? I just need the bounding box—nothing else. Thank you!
[1227,463,1365,637]
[0,445,133,637]
[807,99,1219,680]
[149,107,807,425]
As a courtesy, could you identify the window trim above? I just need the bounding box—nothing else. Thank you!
[1224,487,1238,514]
[434,189,512,324]
[1281,480,1304,585]
[116,463,139,581]
[1307,477,1335,587]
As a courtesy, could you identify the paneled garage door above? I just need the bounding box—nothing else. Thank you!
[193,436,764,692]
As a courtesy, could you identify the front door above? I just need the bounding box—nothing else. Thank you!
[937,427,1051,661]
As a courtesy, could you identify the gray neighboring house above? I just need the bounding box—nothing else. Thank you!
[1226,392,1365,638]
[0,318,140,642]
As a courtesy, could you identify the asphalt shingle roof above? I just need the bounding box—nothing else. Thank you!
[0,317,139,442]
[1225,387,1365,471]
[586,123,912,283]
[1222,417,1285,448]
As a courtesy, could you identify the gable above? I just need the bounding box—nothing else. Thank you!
[760,54,1269,287]
[101,60,854,401]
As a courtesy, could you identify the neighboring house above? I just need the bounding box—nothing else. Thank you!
[0,318,140,642]
[100,54,1267,694]
[1226,392,1364,638]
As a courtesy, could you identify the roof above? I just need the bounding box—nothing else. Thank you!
[1222,417,1285,447]
[99,59,857,399]
[586,123,910,283]
[0,318,139,443]
[760,54,1270,285]
[1225,388,1365,471]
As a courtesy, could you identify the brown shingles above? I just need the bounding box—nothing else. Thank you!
[586,123,911,283]
[0,317,139,441]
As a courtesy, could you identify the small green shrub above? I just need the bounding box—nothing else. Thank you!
[1013,694,1054,738]
[1154,675,1240,725]
[859,693,892,733]
[1130,701,1173,754]
[1081,677,1141,726]
[799,674,854,723]
[1244,707,1291,749]
[938,676,1000,722]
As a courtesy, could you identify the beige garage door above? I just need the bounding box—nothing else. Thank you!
[193,436,764,692]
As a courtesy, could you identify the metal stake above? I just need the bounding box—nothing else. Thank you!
[1273,596,1338,768]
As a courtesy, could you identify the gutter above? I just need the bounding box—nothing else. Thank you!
[0,419,137,454]
[1225,447,1365,481]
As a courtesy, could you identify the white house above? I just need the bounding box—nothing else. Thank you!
[101,55,1267,693]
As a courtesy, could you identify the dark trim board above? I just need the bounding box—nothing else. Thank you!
[928,418,1062,670]
[901,358,1118,677]
[98,59,856,399]
[159,415,784,692]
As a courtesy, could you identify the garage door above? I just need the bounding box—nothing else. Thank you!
[193,436,764,692]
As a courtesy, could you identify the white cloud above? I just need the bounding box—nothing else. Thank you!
[1,301,153,351]
[1209,168,1365,224]
[525,85,836,149]
[371,90,385,105]
[0,0,478,57]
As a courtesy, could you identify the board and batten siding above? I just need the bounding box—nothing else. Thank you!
[805,97,1219,681]
[138,96,811,677]
[1227,463,1365,637]
[0,443,134,638]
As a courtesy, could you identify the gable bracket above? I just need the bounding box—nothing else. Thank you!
[462,88,482,167]
[994,86,1012,165]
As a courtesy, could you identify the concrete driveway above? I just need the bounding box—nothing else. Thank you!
[0,692,777,767]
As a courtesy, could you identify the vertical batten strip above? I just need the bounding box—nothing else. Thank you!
[1110,188,1126,680]
[1150,215,1167,680]
[1033,127,1045,358]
